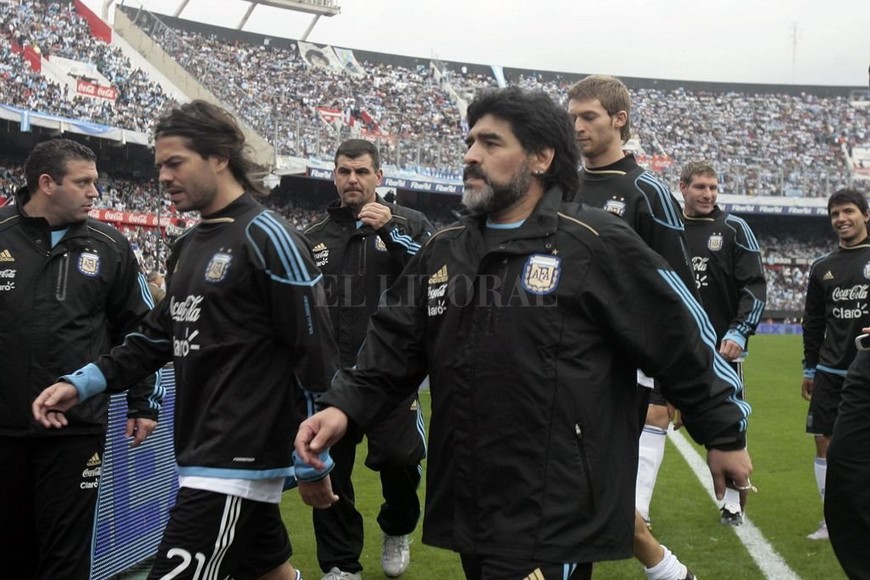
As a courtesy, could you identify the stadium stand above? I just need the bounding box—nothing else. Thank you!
[122,6,870,197]
[0,0,176,131]
[0,0,864,312]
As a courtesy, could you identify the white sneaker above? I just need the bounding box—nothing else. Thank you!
[381,533,410,577]
[806,520,829,540]
[321,567,360,580]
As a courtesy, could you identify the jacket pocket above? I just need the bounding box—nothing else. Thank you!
[55,253,70,301]
[574,422,597,514]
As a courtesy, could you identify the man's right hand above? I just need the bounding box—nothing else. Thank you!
[32,382,80,428]
[295,407,349,469]
[801,377,814,401]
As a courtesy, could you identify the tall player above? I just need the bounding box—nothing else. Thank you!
[567,74,700,580]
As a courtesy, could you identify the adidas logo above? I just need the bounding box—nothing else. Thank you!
[0,249,14,262]
[429,265,449,284]
[312,243,327,252]
[823,271,834,280]
[86,452,102,467]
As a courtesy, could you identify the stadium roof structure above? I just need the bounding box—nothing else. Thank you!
[172,0,338,37]
[108,0,339,37]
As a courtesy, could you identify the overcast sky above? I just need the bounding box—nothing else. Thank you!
[89,0,869,87]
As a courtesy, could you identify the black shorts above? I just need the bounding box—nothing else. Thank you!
[147,487,292,580]
[806,370,846,436]
[460,553,592,580]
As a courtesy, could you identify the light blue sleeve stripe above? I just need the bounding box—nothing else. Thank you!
[637,173,683,229]
[124,331,172,346]
[658,269,751,427]
[249,212,321,286]
[723,329,747,350]
[726,215,761,251]
[136,272,155,309]
[251,212,307,282]
[148,368,164,411]
[389,229,421,255]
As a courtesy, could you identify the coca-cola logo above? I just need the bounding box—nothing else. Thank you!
[832,285,869,301]
[102,211,125,222]
[76,79,117,100]
[96,85,116,99]
[76,80,97,95]
[170,295,204,322]
[127,213,152,225]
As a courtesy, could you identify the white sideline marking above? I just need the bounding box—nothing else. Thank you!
[667,427,801,580]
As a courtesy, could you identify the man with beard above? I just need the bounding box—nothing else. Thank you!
[32,101,338,580]
[294,87,753,580]
[304,139,432,580]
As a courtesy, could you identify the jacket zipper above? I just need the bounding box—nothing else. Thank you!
[55,252,70,301]
[574,423,596,513]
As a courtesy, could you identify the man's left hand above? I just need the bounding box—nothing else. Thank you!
[708,448,754,507]
[125,418,158,448]
[298,475,339,510]
[358,202,392,230]
[719,339,744,362]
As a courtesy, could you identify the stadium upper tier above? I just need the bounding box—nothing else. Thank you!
[0,0,868,198]
[0,0,177,132]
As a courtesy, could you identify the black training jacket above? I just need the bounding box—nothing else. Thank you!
[683,206,767,349]
[320,187,749,563]
[304,196,433,366]
[803,239,870,374]
[0,203,160,437]
[84,194,338,479]
[573,154,697,295]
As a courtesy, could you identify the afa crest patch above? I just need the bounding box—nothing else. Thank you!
[77,252,100,277]
[604,197,626,217]
[863,262,870,280]
[522,254,561,295]
[707,233,723,252]
[374,236,388,252]
[205,252,232,283]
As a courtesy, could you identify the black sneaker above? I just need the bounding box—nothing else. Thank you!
[682,571,697,580]
[720,506,743,526]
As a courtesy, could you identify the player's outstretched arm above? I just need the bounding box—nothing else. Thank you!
[32,382,80,428]
[295,407,349,469]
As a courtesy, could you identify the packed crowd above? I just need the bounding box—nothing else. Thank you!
[137,10,868,197]
[0,153,827,315]
[0,0,861,312]
[0,0,175,132]
[1,0,866,198]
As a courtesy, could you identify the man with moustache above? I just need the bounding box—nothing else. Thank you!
[294,87,753,580]
[304,139,432,580]
[32,101,338,580]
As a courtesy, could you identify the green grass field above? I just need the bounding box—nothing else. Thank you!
[279,335,846,579]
